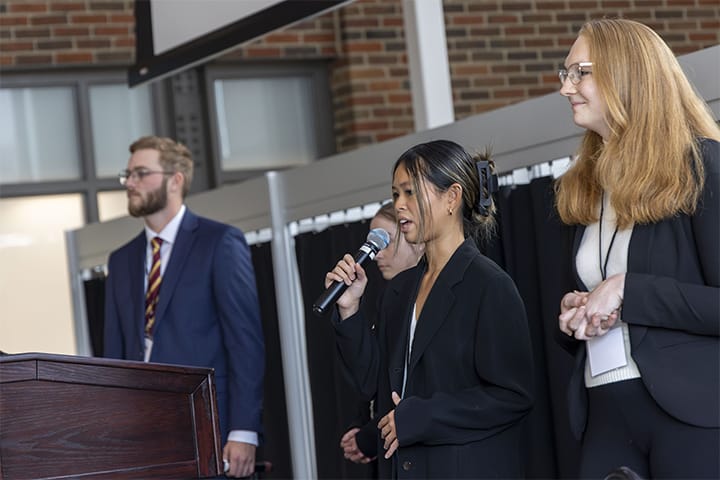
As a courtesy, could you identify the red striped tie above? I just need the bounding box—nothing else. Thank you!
[144,237,163,338]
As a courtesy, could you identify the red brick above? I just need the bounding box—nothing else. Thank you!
[368,80,402,91]
[76,38,111,48]
[699,20,720,29]
[372,107,404,116]
[8,3,48,13]
[0,41,34,52]
[37,40,72,49]
[89,1,126,11]
[388,93,411,104]
[689,32,718,41]
[50,3,86,12]
[454,64,490,75]
[303,33,335,43]
[246,47,282,58]
[94,26,129,35]
[56,52,94,63]
[494,89,525,98]
[344,18,380,28]
[348,94,385,106]
[54,26,90,36]
[451,15,488,25]
[14,28,51,38]
[345,42,383,53]
[265,33,300,43]
[488,15,520,23]
[109,14,134,23]
[114,37,135,48]
[505,26,535,35]
[15,54,53,64]
[30,15,68,25]
[382,17,403,27]
[0,55,13,66]
[70,14,108,23]
[349,68,386,79]
[525,38,555,47]
[0,16,28,26]
[600,1,631,7]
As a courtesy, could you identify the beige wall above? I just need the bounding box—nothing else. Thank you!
[0,194,85,354]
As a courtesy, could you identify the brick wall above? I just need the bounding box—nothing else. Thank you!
[1,0,718,153]
[0,0,135,66]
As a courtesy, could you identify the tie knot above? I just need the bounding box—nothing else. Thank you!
[151,237,163,252]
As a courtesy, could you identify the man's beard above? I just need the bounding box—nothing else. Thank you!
[128,181,168,217]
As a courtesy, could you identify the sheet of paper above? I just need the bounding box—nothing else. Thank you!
[587,326,627,377]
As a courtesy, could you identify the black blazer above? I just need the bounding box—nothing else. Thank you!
[564,138,720,439]
[334,238,534,478]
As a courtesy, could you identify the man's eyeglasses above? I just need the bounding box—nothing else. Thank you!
[118,168,175,186]
[558,62,593,85]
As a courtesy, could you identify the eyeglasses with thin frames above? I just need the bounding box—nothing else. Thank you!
[118,168,175,186]
[558,62,593,85]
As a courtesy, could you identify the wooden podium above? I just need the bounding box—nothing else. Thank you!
[0,353,223,479]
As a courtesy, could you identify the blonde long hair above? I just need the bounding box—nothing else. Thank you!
[555,18,720,228]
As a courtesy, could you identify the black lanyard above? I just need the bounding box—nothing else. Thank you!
[599,193,619,281]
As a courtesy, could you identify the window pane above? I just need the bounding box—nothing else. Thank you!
[0,194,85,355]
[90,83,154,178]
[0,87,82,184]
[214,76,318,170]
[97,190,128,222]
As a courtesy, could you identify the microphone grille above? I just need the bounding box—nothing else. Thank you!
[367,228,390,250]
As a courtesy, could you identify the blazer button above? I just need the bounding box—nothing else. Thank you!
[402,460,412,471]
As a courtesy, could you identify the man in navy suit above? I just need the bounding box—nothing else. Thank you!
[103,136,264,478]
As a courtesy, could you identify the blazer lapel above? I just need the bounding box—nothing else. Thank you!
[129,233,147,346]
[407,239,472,373]
[154,210,199,328]
[626,222,649,348]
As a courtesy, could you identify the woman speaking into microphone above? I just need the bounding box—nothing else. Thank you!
[324,139,534,479]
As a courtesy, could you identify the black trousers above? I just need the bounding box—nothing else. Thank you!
[580,379,720,479]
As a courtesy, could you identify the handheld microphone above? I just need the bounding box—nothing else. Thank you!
[313,228,390,316]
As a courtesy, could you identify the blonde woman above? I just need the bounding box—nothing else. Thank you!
[555,18,720,478]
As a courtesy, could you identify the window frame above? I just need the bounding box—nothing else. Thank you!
[0,70,170,222]
[203,61,335,185]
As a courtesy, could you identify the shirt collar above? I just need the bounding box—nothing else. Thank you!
[145,204,186,246]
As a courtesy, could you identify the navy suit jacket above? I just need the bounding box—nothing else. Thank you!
[334,239,534,478]
[103,209,265,442]
[563,138,720,438]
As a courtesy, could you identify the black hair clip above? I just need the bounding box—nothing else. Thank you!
[476,160,498,216]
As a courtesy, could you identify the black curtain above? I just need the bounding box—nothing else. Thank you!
[294,222,386,479]
[251,241,293,479]
[83,277,106,357]
[490,176,581,478]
